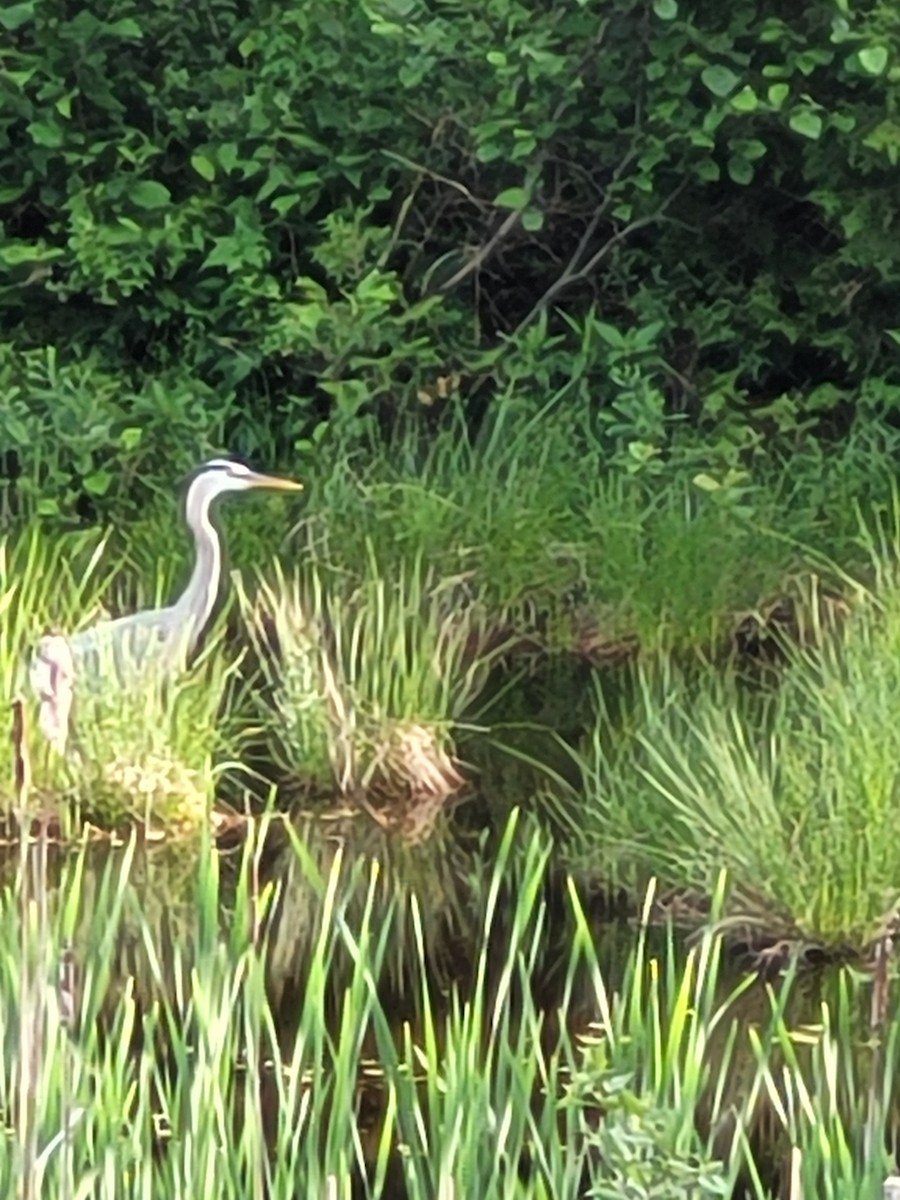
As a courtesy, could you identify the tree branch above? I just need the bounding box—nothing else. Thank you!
[438,205,526,293]
[426,20,613,297]
[512,180,687,338]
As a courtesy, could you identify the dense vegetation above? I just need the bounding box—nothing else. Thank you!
[4,0,900,1195]
[3,0,900,521]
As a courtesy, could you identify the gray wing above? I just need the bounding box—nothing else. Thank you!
[60,607,183,688]
[28,606,186,753]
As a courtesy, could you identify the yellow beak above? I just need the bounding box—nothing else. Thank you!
[247,471,304,493]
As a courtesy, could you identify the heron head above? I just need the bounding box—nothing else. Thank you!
[194,458,305,497]
[183,459,304,529]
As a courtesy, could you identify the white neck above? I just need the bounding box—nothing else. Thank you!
[170,483,223,651]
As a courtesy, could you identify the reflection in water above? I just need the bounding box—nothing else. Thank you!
[1,820,897,1199]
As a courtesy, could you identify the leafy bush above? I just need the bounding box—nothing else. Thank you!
[570,1062,729,1199]
[3,0,900,514]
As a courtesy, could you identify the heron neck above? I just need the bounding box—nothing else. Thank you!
[174,491,223,648]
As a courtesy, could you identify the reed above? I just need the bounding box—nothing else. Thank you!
[1,813,898,1198]
[568,549,900,949]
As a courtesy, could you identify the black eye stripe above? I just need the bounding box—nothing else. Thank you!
[201,459,247,474]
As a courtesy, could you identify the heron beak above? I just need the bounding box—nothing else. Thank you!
[247,472,304,493]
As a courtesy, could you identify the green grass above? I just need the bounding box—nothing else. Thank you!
[0,525,242,829]
[2,812,898,1198]
[283,402,895,659]
[246,543,512,810]
[564,533,900,948]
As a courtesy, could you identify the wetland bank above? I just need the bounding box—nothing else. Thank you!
[5,0,900,1193]
[5,414,900,1199]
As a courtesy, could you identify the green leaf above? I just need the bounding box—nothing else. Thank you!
[204,237,242,269]
[693,473,721,492]
[131,180,172,208]
[83,470,113,496]
[0,242,64,265]
[694,159,720,182]
[494,186,529,209]
[106,17,142,37]
[767,83,789,108]
[652,0,677,18]
[218,143,239,173]
[0,2,34,31]
[859,46,888,76]
[700,64,740,98]
[476,141,503,164]
[739,138,768,161]
[28,121,64,148]
[272,195,301,217]
[521,208,544,232]
[730,86,757,112]
[191,153,216,182]
[593,322,626,349]
[727,156,753,185]
[788,109,823,140]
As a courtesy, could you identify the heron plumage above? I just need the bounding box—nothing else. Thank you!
[29,458,303,752]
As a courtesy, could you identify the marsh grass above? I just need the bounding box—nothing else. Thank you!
[0,526,243,831]
[264,812,473,1004]
[238,549,518,996]
[0,527,117,811]
[567,877,900,1198]
[248,544,510,826]
[3,813,899,1198]
[286,403,894,662]
[567,539,900,949]
[64,622,243,831]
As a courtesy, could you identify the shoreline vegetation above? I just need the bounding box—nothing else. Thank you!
[6,0,900,1189]
[4,413,900,1194]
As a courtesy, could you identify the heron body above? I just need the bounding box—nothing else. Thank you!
[30,458,303,753]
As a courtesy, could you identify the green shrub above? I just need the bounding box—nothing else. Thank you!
[3,0,900,513]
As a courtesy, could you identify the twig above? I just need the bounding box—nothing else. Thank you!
[421,20,613,298]
[512,180,686,338]
[378,178,423,271]
[382,152,492,209]
[13,697,40,1200]
[439,205,527,293]
[12,697,31,808]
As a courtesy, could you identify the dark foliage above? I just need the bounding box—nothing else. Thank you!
[2,0,900,518]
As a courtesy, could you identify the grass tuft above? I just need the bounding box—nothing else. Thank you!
[567,530,900,949]
[247,542,509,825]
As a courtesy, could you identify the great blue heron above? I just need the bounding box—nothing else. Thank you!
[29,458,304,753]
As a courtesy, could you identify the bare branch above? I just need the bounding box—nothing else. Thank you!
[512,181,687,338]
[438,205,525,293]
[382,151,491,210]
[419,19,614,298]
